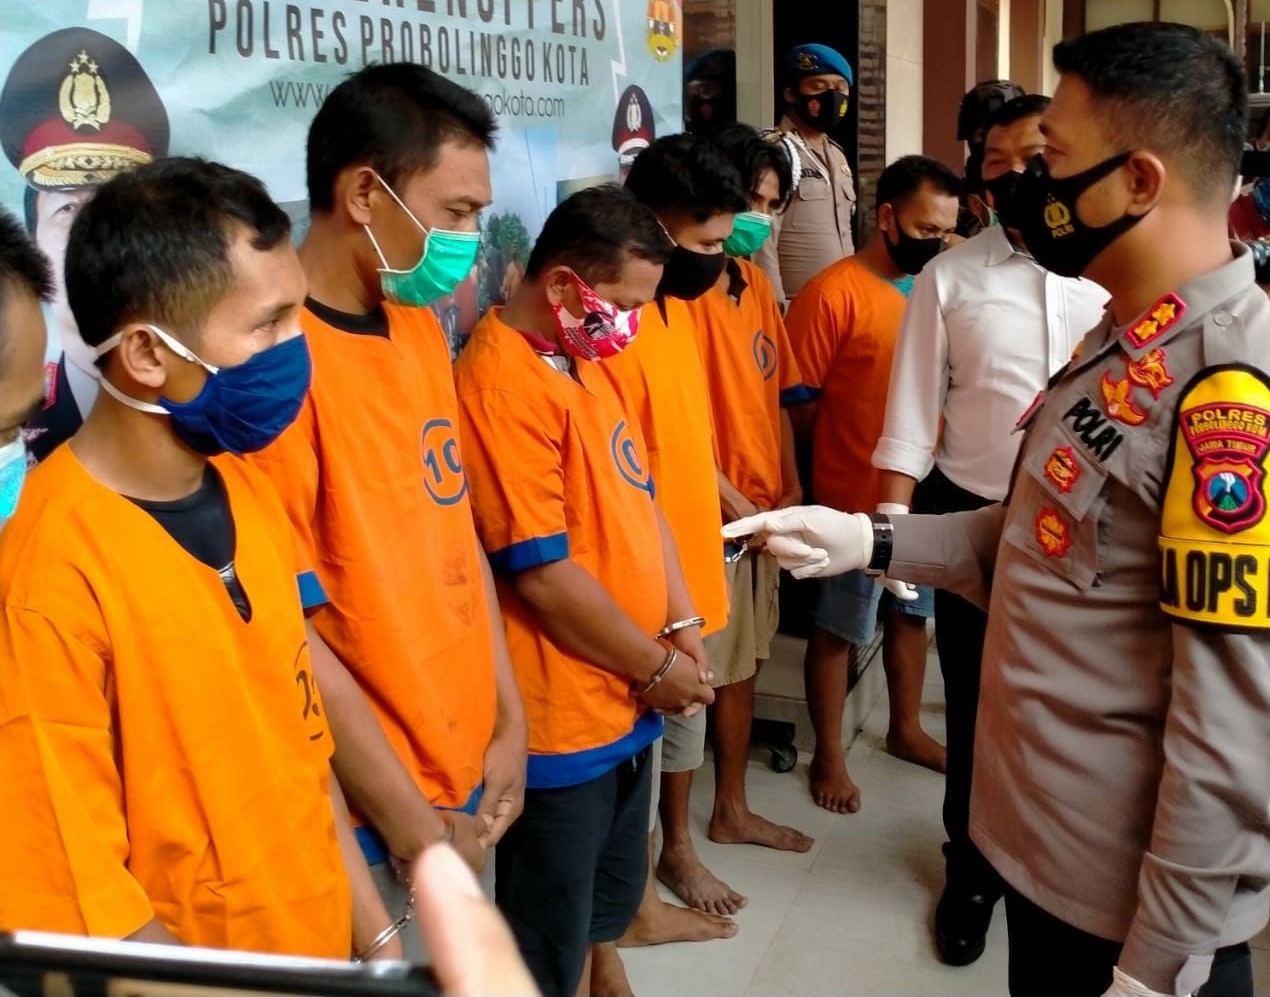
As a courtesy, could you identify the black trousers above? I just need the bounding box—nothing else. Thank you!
[1004,886,1254,996]
[495,748,653,997]
[913,467,1003,898]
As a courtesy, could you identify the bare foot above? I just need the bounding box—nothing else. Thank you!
[809,753,862,814]
[616,899,737,947]
[886,728,947,774]
[589,942,634,997]
[708,807,813,853]
[656,844,748,915]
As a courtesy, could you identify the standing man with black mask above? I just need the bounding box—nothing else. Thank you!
[755,44,857,310]
[732,22,1269,997]
[870,93,1107,970]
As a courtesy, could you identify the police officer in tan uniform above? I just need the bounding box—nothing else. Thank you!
[754,44,857,309]
[730,22,1267,997]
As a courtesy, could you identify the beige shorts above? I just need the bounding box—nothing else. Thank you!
[660,707,707,774]
[704,550,780,688]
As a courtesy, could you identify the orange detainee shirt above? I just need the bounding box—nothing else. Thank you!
[609,298,728,636]
[686,259,812,510]
[0,447,350,956]
[250,303,497,810]
[786,256,909,512]
[455,310,667,787]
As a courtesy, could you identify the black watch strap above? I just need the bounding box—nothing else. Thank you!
[866,513,894,575]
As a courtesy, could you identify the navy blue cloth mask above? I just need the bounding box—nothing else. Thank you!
[96,325,312,456]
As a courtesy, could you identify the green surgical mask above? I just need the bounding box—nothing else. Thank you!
[365,173,481,307]
[723,211,773,258]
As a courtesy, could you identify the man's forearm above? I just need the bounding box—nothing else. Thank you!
[511,560,666,685]
[788,401,817,445]
[779,408,802,500]
[306,622,446,860]
[887,504,1007,610]
[877,470,918,509]
[330,771,398,959]
[476,546,527,745]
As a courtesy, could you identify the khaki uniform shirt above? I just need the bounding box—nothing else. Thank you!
[889,248,1270,995]
[754,116,856,308]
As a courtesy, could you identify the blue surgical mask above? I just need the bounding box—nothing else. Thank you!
[95,325,311,456]
[0,438,27,524]
[365,173,481,307]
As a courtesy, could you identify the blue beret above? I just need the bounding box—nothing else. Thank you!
[785,44,853,86]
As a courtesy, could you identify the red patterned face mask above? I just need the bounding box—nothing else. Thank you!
[553,272,641,360]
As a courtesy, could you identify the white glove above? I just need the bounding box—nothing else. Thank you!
[1102,968,1176,997]
[723,506,873,580]
[876,503,919,602]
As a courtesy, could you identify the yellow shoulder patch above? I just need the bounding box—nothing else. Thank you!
[1160,367,1270,627]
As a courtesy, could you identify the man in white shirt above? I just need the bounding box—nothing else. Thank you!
[873,94,1107,968]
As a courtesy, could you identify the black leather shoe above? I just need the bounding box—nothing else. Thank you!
[934,884,996,967]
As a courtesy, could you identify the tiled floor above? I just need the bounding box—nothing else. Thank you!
[620,643,1270,997]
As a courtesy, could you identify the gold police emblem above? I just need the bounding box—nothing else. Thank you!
[59,51,111,131]
[796,52,816,71]
[1044,198,1073,237]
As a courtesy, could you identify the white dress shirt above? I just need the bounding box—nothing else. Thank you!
[872,225,1108,501]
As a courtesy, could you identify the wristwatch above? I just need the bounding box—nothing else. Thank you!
[865,513,894,576]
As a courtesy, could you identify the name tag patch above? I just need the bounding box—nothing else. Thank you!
[1061,396,1125,462]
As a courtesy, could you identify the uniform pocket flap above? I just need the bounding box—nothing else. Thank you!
[1021,423,1110,521]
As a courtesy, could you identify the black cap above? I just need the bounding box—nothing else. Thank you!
[957,79,1026,147]
[1,27,169,191]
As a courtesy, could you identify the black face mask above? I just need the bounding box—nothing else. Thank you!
[1013,152,1146,278]
[658,245,728,301]
[882,216,943,276]
[983,169,1023,229]
[796,90,849,132]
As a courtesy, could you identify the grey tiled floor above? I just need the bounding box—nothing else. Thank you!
[619,646,1270,996]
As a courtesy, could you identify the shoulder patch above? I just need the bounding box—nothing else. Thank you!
[1160,366,1270,628]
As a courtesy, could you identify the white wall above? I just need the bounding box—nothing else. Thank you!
[886,0,925,161]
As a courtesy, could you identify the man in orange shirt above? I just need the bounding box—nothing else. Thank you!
[786,156,961,813]
[250,64,526,941]
[0,158,394,958]
[647,125,815,913]
[456,185,714,997]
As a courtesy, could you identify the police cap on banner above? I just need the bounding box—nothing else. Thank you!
[613,84,656,172]
[783,44,854,87]
[0,27,170,191]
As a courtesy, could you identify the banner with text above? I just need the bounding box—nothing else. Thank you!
[1,0,685,354]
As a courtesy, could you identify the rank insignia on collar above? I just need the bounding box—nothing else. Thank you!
[1125,293,1186,350]
[1070,340,1084,362]
[1044,446,1080,493]
[1036,507,1073,557]
[1125,348,1174,400]
[1100,370,1148,426]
